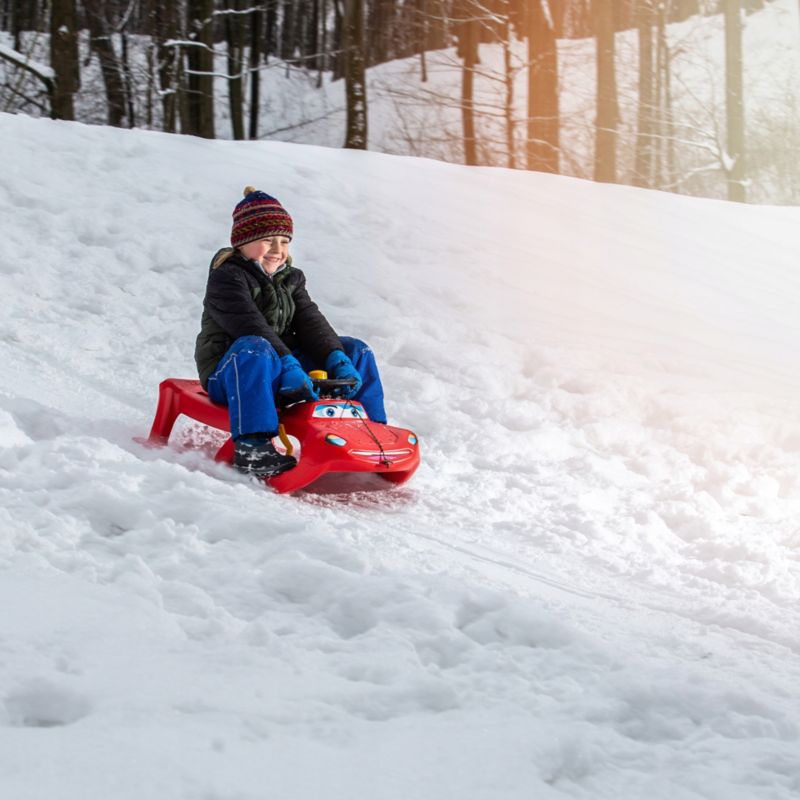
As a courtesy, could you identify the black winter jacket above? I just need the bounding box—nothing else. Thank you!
[194,249,343,388]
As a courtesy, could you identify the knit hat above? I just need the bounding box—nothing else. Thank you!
[230,186,293,248]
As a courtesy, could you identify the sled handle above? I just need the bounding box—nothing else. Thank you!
[277,424,294,457]
[308,372,359,397]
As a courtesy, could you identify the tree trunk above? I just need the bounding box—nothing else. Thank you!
[318,0,327,87]
[83,0,128,127]
[281,0,296,60]
[633,1,655,187]
[11,0,38,51]
[655,5,676,189]
[593,0,618,183]
[527,0,559,173]
[249,4,263,139]
[343,0,368,148]
[310,0,320,70]
[419,0,428,81]
[367,0,393,65]
[332,0,345,80]
[430,0,448,50]
[724,0,746,202]
[503,24,514,169]
[153,2,180,133]
[265,0,278,58]
[49,0,80,120]
[145,42,155,128]
[297,0,308,66]
[225,0,245,140]
[120,32,136,127]
[186,0,215,139]
[459,15,478,166]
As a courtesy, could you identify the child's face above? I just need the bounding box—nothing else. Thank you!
[240,236,290,275]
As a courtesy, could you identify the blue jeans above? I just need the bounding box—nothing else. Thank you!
[206,335,387,438]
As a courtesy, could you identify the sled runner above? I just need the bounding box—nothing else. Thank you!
[142,376,420,493]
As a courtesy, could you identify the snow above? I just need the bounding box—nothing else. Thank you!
[1,110,800,799]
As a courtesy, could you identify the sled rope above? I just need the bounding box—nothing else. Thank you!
[346,401,392,467]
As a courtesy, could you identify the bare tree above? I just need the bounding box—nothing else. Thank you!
[724,0,746,201]
[343,0,368,148]
[527,0,559,173]
[653,4,675,188]
[248,2,265,139]
[83,0,128,127]
[49,0,79,120]
[633,0,656,187]
[317,0,328,86]
[10,0,41,50]
[185,0,215,139]
[457,11,479,165]
[501,12,515,167]
[593,0,618,182]
[281,0,298,61]
[223,0,246,139]
[152,2,181,133]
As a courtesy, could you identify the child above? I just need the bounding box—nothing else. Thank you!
[195,187,387,476]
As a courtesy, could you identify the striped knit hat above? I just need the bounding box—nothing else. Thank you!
[230,186,293,248]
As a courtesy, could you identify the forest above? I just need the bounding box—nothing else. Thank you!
[1,0,798,203]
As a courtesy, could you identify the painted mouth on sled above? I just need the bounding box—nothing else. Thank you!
[349,447,414,463]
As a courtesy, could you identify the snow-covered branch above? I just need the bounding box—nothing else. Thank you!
[0,43,55,86]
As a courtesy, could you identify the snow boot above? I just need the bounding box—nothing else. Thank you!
[233,434,297,477]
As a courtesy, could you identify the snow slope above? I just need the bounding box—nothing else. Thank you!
[1,111,799,799]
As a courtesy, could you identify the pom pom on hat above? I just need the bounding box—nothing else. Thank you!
[231,187,293,248]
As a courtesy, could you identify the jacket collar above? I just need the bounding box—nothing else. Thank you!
[230,251,293,285]
[218,252,265,288]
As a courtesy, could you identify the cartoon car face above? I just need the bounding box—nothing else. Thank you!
[271,397,420,492]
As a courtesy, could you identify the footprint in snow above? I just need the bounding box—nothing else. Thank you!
[4,679,91,728]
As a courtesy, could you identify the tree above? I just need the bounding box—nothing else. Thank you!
[83,0,129,127]
[653,3,675,189]
[343,0,368,148]
[527,0,559,173]
[9,0,41,50]
[248,2,265,139]
[316,0,329,86]
[185,0,215,139]
[152,2,182,134]
[281,0,295,61]
[593,0,618,183]
[724,0,746,201]
[49,0,79,120]
[224,0,246,140]
[633,0,656,187]
[457,11,479,165]
[501,7,516,167]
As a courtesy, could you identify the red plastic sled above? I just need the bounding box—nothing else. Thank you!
[143,378,420,493]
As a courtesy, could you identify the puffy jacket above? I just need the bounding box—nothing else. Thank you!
[194,248,342,388]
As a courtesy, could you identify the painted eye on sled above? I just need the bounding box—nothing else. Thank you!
[313,404,363,419]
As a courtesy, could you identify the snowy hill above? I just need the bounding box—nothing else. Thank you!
[1,111,800,799]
